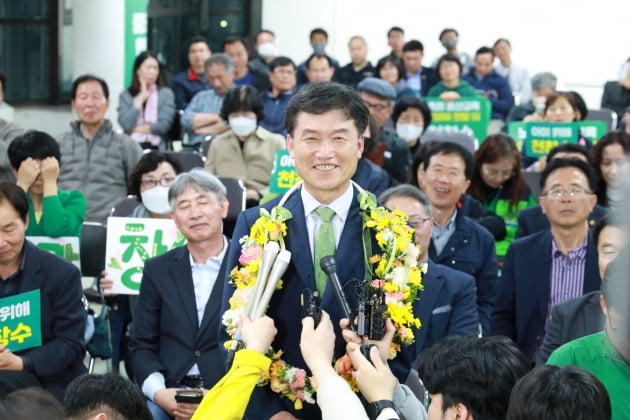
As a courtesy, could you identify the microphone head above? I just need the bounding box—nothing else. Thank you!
[319,255,337,275]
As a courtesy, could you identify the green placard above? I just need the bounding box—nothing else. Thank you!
[27,236,81,271]
[508,120,608,156]
[124,0,148,87]
[424,97,492,145]
[0,290,42,352]
[523,122,578,158]
[268,150,301,194]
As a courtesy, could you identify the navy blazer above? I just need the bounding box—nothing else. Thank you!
[536,290,604,365]
[428,211,498,335]
[130,244,227,390]
[412,259,479,358]
[490,230,601,362]
[404,66,439,97]
[219,187,412,420]
[14,241,87,401]
[516,204,607,239]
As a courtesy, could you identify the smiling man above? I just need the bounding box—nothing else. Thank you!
[492,158,602,363]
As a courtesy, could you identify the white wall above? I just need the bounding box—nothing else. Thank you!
[263,0,630,108]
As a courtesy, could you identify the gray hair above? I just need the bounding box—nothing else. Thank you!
[378,184,433,216]
[168,168,227,210]
[531,72,557,91]
[204,53,234,73]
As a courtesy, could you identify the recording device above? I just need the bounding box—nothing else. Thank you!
[301,289,322,328]
[320,255,356,332]
[174,389,203,404]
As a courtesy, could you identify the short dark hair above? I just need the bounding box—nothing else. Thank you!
[506,365,611,420]
[128,51,164,95]
[418,335,531,420]
[391,95,432,132]
[8,130,62,170]
[387,26,404,37]
[188,35,210,50]
[220,85,265,122]
[0,388,66,420]
[438,28,458,40]
[310,27,328,41]
[592,213,620,248]
[284,82,369,138]
[222,35,247,51]
[436,54,463,76]
[539,157,597,193]
[71,74,109,100]
[375,55,405,83]
[402,40,424,53]
[256,29,275,44]
[0,183,29,222]
[544,91,583,121]
[475,46,495,58]
[269,56,296,72]
[547,142,590,162]
[64,373,151,420]
[423,141,474,180]
[306,53,333,69]
[128,151,183,201]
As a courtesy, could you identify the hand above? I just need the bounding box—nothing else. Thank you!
[16,157,40,191]
[300,311,335,372]
[173,401,199,420]
[0,346,24,371]
[241,314,277,354]
[340,317,395,364]
[346,343,396,403]
[440,91,460,102]
[269,411,299,420]
[99,271,117,297]
[133,80,151,109]
[246,189,261,201]
[523,113,543,122]
[40,157,59,197]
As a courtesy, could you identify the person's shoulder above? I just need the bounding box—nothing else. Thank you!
[256,126,284,143]
[145,245,186,267]
[173,70,189,84]
[511,229,549,248]
[57,188,86,202]
[461,214,494,242]
[25,240,80,274]
[547,331,605,365]
[554,290,601,314]
[433,262,476,285]
[158,86,175,96]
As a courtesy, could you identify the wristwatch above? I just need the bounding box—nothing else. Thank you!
[366,399,402,420]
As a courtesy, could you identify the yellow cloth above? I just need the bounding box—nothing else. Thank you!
[191,349,271,420]
[34,210,42,224]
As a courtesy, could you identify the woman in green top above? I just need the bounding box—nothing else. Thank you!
[427,54,478,101]
[8,130,86,237]
[468,134,537,259]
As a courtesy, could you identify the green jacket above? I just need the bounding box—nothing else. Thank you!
[26,189,86,238]
[427,79,478,98]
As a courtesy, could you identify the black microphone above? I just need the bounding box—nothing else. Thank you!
[320,255,356,332]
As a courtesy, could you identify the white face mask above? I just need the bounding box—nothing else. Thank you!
[141,186,172,215]
[257,42,277,58]
[396,123,424,143]
[229,116,257,137]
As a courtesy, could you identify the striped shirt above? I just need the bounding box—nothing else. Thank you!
[182,88,225,145]
[547,237,587,328]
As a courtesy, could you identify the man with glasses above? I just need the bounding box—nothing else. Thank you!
[129,169,230,420]
[379,184,479,357]
[492,158,601,363]
[260,56,297,136]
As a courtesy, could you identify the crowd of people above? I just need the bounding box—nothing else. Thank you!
[0,24,629,420]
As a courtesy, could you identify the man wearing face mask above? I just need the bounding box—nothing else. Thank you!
[204,85,285,206]
[296,28,340,86]
[391,95,432,157]
[547,249,630,420]
[248,29,278,76]
[431,28,473,75]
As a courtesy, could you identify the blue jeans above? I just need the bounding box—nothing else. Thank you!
[147,399,173,420]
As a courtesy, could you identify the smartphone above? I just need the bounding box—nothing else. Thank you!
[174,389,203,404]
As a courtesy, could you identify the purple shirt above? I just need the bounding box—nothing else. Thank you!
[547,237,587,328]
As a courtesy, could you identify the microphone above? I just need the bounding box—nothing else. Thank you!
[251,249,292,320]
[319,255,356,332]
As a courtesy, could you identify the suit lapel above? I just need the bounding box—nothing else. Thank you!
[283,192,315,290]
[18,242,43,293]
[172,247,199,329]
[533,232,553,323]
[583,233,601,293]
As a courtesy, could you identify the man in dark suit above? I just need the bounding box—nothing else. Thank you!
[536,214,626,364]
[380,185,479,356]
[401,40,438,97]
[219,82,411,420]
[0,183,86,401]
[491,158,602,362]
[129,170,230,420]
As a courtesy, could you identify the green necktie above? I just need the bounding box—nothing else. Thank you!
[314,206,336,295]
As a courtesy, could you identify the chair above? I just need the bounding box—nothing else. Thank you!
[585,108,618,132]
[110,195,141,218]
[80,222,108,278]
[218,176,246,237]
[165,151,205,171]
[200,136,214,159]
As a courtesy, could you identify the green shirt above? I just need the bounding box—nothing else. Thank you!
[26,189,87,238]
[427,79,478,98]
[547,331,630,420]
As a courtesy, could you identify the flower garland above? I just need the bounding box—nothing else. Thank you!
[222,181,423,409]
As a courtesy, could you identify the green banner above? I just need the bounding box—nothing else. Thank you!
[0,290,42,352]
[268,150,301,194]
[523,122,578,158]
[27,236,81,270]
[424,97,492,145]
[124,0,148,87]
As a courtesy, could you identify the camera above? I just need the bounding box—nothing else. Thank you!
[356,284,386,341]
[301,290,322,328]
[174,389,203,404]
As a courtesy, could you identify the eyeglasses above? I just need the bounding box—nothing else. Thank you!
[364,101,390,113]
[140,176,175,188]
[540,187,592,199]
[408,214,432,228]
[482,166,515,180]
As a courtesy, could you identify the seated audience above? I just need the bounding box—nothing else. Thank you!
[204,85,285,205]
[506,71,557,123]
[0,117,23,168]
[304,54,336,84]
[506,365,611,420]
[172,36,212,110]
[387,26,405,59]
[427,54,477,101]
[401,40,438,97]
[0,387,66,420]
[64,373,152,420]
[493,38,531,104]
[418,335,531,420]
[248,29,277,75]
[601,58,630,126]
[391,94,432,158]
[590,131,630,208]
[8,130,86,237]
[352,116,390,196]
[375,55,414,99]
[260,56,297,136]
[296,28,340,85]
[223,36,270,92]
[337,36,375,88]
[433,28,473,74]
[118,51,176,150]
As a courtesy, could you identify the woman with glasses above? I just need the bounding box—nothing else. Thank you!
[590,131,630,208]
[468,134,536,259]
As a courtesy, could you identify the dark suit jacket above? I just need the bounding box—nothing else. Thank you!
[404,66,439,97]
[14,240,87,401]
[130,244,228,390]
[490,230,601,362]
[516,204,607,239]
[412,260,479,357]
[428,210,498,335]
[536,290,604,364]
[219,187,412,420]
